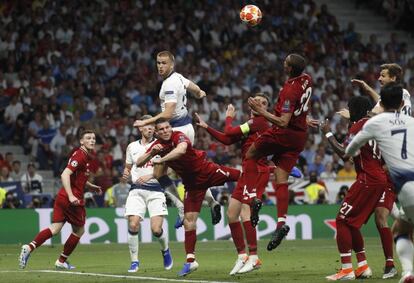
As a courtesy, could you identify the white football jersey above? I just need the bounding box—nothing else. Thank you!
[345,112,414,192]
[375,88,412,116]
[159,72,190,120]
[125,139,160,187]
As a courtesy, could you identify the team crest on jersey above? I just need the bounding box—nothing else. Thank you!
[178,135,186,143]
[282,100,291,111]
[70,160,78,167]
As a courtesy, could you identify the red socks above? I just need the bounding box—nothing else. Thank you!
[275,183,289,229]
[30,228,53,250]
[229,222,245,254]
[58,233,80,263]
[185,230,197,262]
[378,227,394,267]
[243,221,257,255]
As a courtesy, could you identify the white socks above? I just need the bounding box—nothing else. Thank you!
[128,230,139,262]
[396,236,414,275]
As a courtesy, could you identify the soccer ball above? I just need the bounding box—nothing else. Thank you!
[240,5,262,27]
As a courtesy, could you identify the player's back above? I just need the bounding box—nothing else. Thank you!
[365,112,414,191]
[348,118,387,184]
[159,72,190,122]
[274,73,312,131]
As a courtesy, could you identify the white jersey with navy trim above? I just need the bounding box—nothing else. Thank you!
[345,112,414,192]
[375,88,412,116]
[159,72,190,122]
[125,139,162,191]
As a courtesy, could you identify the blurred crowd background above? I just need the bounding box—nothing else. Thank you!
[0,0,413,208]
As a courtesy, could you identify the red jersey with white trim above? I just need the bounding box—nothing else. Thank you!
[346,118,387,184]
[151,131,207,176]
[57,148,92,199]
[274,73,312,131]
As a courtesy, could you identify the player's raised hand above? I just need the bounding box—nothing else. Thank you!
[248,97,263,114]
[319,118,331,134]
[198,90,206,99]
[151,144,164,155]
[226,104,236,118]
[306,116,319,128]
[336,108,350,119]
[194,113,208,128]
[133,120,145,128]
[351,79,368,90]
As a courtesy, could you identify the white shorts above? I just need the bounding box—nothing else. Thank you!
[173,123,195,145]
[397,181,414,224]
[124,189,168,219]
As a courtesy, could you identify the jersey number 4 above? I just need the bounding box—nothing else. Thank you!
[294,87,312,116]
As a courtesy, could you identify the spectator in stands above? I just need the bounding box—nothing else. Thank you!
[3,152,14,171]
[50,125,68,177]
[336,185,349,204]
[36,119,57,169]
[0,95,22,143]
[304,171,328,204]
[3,191,21,209]
[320,162,337,180]
[26,196,42,209]
[336,160,357,181]
[84,192,98,208]
[20,163,44,194]
[0,166,13,182]
[104,186,115,207]
[307,155,326,176]
[0,186,6,208]
[110,177,131,208]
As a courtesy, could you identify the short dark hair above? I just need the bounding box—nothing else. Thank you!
[380,63,403,82]
[157,50,175,63]
[140,114,153,121]
[380,82,403,110]
[348,96,372,122]
[79,129,95,139]
[253,92,270,104]
[155,118,170,127]
[288,54,306,77]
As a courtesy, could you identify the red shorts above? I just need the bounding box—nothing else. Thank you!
[337,181,386,228]
[254,127,307,172]
[183,163,240,213]
[376,185,396,211]
[52,193,86,227]
[232,170,270,204]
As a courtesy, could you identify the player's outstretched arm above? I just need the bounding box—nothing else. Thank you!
[345,129,373,158]
[248,97,291,127]
[136,144,163,167]
[187,81,206,99]
[195,112,239,145]
[122,164,132,181]
[61,167,79,205]
[351,79,380,102]
[319,119,347,160]
[153,142,187,164]
[133,103,176,127]
[86,181,102,195]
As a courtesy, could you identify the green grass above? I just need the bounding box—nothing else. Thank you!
[0,238,398,282]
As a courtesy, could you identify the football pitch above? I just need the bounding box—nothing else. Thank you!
[0,238,395,282]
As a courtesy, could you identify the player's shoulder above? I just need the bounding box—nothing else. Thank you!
[164,72,184,84]
[349,117,369,133]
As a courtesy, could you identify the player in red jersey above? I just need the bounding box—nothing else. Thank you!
[19,130,102,270]
[195,93,270,275]
[246,54,313,251]
[136,118,240,277]
[320,96,390,280]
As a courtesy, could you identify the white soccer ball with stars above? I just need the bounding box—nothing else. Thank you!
[240,4,262,27]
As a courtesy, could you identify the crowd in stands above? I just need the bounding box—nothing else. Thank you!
[0,0,413,208]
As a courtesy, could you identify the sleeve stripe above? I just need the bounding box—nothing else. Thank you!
[240,123,250,136]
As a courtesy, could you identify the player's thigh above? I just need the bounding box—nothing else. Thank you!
[172,124,195,145]
[273,151,300,176]
[398,181,414,220]
[338,182,385,228]
[210,164,241,185]
[184,189,206,213]
[146,192,168,218]
[124,190,146,220]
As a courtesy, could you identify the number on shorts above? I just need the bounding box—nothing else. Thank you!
[216,168,230,177]
[339,202,353,215]
[379,191,385,203]
[294,87,312,116]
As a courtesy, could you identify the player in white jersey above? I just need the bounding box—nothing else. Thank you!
[133,50,222,226]
[351,63,411,279]
[122,115,173,272]
[345,83,414,283]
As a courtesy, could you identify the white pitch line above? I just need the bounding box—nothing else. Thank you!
[0,270,236,283]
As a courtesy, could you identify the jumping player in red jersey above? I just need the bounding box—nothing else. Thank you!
[195,93,270,275]
[246,54,313,251]
[136,118,240,277]
[19,130,102,270]
[320,96,390,280]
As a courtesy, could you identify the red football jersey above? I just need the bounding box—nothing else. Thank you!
[151,131,208,177]
[241,116,269,167]
[346,118,388,184]
[58,148,92,199]
[274,73,312,131]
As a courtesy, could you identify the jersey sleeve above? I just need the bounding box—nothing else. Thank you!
[279,85,299,113]
[345,120,376,156]
[125,144,133,165]
[172,132,192,146]
[66,151,85,172]
[163,79,179,103]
